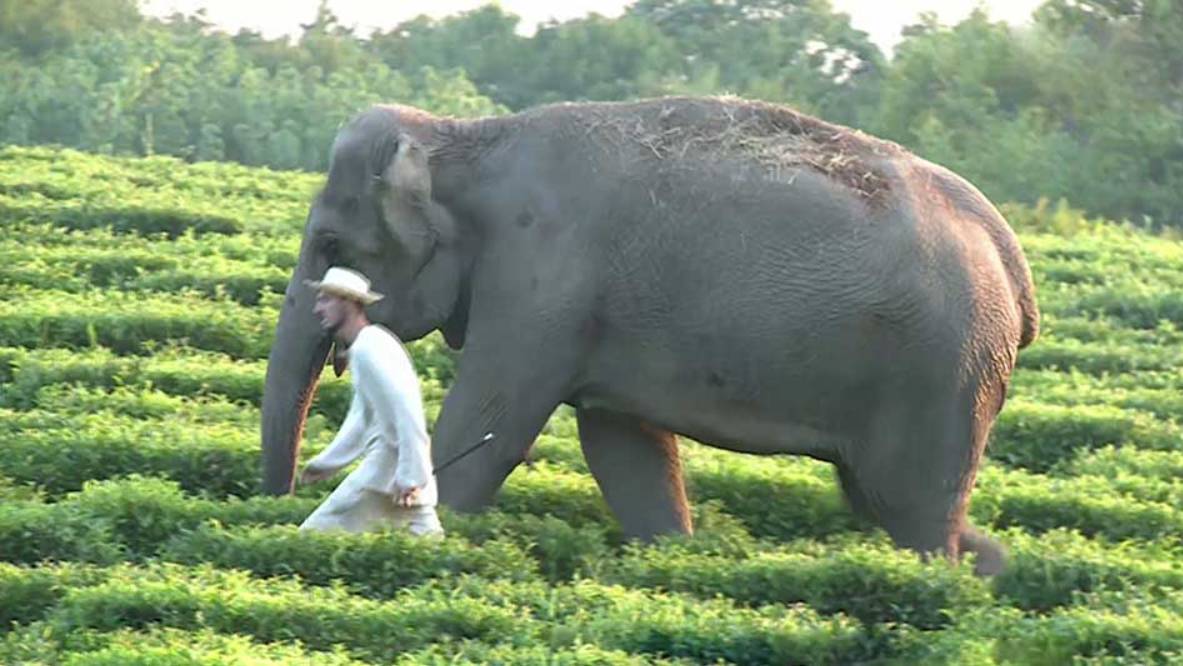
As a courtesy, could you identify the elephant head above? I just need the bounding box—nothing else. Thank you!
[260,106,472,495]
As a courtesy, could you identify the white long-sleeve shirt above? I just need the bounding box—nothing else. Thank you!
[306,324,436,505]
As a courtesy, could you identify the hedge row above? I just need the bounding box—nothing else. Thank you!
[0,145,320,206]
[9,407,1181,546]
[0,222,299,267]
[0,346,354,417]
[1023,230,1183,280]
[0,404,857,541]
[8,563,874,665]
[0,624,685,666]
[992,528,1183,612]
[0,251,291,305]
[0,562,109,627]
[0,476,317,564]
[0,288,277,358]
[1069,286,1183,330]
[0,200,246,237]
[993,590,1183,664]
[1037,314,1183,347]
[37,488,1183,624]
[972,466,1183,542]
[48,566,524,663]
[1066,446,1183,483]
[0,334,455,409]
[0,501,124,565]
[0,150,317,238]
[1011,368,1183,422]
[2,627,366,666]
[3,365,449,431]
[159,525,541,596]
[989,399,1182,473]
[1015,336,1183,375]
[601,536,989,629]
[0,409,286,497]
[0,476,612,582]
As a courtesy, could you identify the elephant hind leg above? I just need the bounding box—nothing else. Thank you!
[576,408,692,541]
[841,380,1005,576]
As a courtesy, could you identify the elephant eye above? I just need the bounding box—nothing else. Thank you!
[320,234,340,260]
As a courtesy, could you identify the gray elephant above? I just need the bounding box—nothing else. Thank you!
[260,95,1039,574]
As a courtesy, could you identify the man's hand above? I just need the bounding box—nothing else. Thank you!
[299,464,334,485]
[396,484,421,507]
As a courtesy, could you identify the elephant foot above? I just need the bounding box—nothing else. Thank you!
[959,526,1007,577]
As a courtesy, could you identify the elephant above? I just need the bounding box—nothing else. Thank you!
[260,95,1039,575]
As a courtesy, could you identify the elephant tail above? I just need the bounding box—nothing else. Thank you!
[983,213,1041,350]
[1015,273,1040,349]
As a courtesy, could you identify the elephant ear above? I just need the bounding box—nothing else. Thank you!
[376,132,437,264]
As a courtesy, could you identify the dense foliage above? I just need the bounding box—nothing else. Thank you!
[2,138,1183,661]
[0,0,1180,226]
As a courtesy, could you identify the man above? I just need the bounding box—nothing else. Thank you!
[296,266,443,537]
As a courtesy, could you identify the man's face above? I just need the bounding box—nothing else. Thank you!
[313,291,354,333]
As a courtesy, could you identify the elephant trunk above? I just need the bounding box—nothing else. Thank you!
[260,252,333,495]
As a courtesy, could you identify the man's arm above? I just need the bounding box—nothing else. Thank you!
[300,392,366,483]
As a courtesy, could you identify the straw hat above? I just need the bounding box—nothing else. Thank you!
[304,266,384,305]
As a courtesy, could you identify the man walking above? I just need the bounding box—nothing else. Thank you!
[297,266,443,537]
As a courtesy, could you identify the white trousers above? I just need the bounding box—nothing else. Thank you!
[299,471,443,537]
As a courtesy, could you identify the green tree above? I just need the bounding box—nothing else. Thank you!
[368,5,527,108]
[874,4,1183,227]
[0,18,503,171]
[0,0,141,57]
[627,0,886,123]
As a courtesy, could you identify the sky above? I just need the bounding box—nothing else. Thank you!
[139,0,1046,53]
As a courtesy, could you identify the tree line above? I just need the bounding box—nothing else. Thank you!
[1,0,1179,227]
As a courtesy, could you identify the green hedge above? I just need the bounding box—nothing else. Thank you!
[61,476,317,557]
[0,289,276,358]
[0,625,682,666]
[989,400,1181,473]
[994,590,1183,665]
[49,566,524,663]
[0,222,299,267]
[159,524,540,596]
[448,578,872,665]
[6,562,874,664]
[0,410,274,497]
[0,562,110,628]
[0,146,317,238]
[0,200,244,237]
[973,467,1183,542]
[602,536,989,629]
[1066,446,1183,483]
[1012,369,1183,422]
[992,529,1183,612]
[0,626,364,666]
[0,502,122,565]
[0,338,452,412]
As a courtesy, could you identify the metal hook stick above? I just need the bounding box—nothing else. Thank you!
[433,432,495,476]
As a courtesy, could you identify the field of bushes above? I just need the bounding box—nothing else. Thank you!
[2,145,1183,663]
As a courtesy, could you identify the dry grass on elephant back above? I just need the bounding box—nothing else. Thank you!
[567,96,903,205]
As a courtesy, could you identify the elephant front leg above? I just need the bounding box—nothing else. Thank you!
[431,346,573,512]
[576,408,692,540]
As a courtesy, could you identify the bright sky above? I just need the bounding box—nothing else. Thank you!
[140,0,1045,53]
